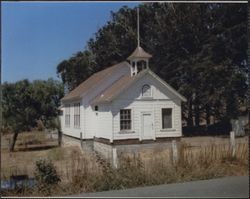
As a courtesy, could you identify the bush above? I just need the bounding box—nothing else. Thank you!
[34,159,60,195]
[36,120,45,131]
[183,120,232,137]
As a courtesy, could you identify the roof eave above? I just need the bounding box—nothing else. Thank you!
[61,96,81,103]
[91,99,111,105]
[127,55,152,61]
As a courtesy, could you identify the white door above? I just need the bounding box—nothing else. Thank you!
[142,112,153,140]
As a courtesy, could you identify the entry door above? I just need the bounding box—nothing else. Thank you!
[142,112,153,140]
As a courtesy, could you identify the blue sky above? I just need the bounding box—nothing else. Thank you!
[2,2,138,83]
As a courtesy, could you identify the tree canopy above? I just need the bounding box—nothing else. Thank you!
[56,3,247,126]
[2,78,64,151]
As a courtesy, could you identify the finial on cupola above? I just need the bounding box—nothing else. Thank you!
[127,7,152,76]
[137,6,140,48]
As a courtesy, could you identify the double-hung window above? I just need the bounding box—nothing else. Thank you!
[65,104,70,127]
[74,103,80,128]
[120,109,131,130]
[162,108,172,129]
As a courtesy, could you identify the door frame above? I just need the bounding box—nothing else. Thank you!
[140,111,155,140]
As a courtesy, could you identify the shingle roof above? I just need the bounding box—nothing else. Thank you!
[127,46,152,60]
[91,69,187,104]
[61,61,130,102]
[91,70,148,104]
[61,59,187,104]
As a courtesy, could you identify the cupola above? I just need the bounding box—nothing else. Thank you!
[127,7,152,76]
[127,46,152,76]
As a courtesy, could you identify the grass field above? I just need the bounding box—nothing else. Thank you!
[1,131,249,196]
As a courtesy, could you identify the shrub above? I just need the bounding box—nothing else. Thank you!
[36,120,45,131]
[34,159,61,195]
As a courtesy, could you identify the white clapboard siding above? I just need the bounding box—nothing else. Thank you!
[61,100,84,139]
[111,73,182,140]
[95,104,112,140]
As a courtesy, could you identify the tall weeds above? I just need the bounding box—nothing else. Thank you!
[2,142,249,197]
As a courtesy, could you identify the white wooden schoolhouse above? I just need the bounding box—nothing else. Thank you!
[60,45,186,144]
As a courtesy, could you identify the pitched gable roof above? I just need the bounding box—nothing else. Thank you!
[61,61,130,102]
[91,69,187,104]
[91,70,148,104]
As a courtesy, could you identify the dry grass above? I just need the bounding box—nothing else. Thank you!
[17,132,47,146]
[1,131,57,152]
[1,137,249,197]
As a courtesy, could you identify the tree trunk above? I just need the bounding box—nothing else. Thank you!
[58,130,62,147]
[205,105,211,126]
[187,99,194,127]
[194,104,200,127]
[9,131,19,152]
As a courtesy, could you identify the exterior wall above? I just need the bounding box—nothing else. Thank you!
[95,104,113,140]
[82,62,130,139]
[61,69,184,141]
[61,62,130,139]
[60,100,84,139]
[112,100,181,140]
[84,103,113,140]
[84,105,97,139]
[111,73,182,140]
[94,141,113,160]
[93,140,180,167]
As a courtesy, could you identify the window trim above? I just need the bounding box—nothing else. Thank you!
[161,108,173,129]
[120,109,132,131]
[142,84,152,98]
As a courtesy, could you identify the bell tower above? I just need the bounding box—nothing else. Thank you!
[127,7,152,76]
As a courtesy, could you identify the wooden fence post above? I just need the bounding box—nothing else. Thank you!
[80,132,83,149]
[172,140,178,164]
[112,147,118,168]
[230,131,236,157]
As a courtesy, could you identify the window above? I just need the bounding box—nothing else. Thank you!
[142,84,151,97]
[74,103,80,128]
[65,104,70,127]
[120,109,131,130]
[95,106,98,111]
[162,108,172,129]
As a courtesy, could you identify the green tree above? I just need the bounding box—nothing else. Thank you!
[2,79,64,151]
[56,3,247,126]
[57,51,95,91]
